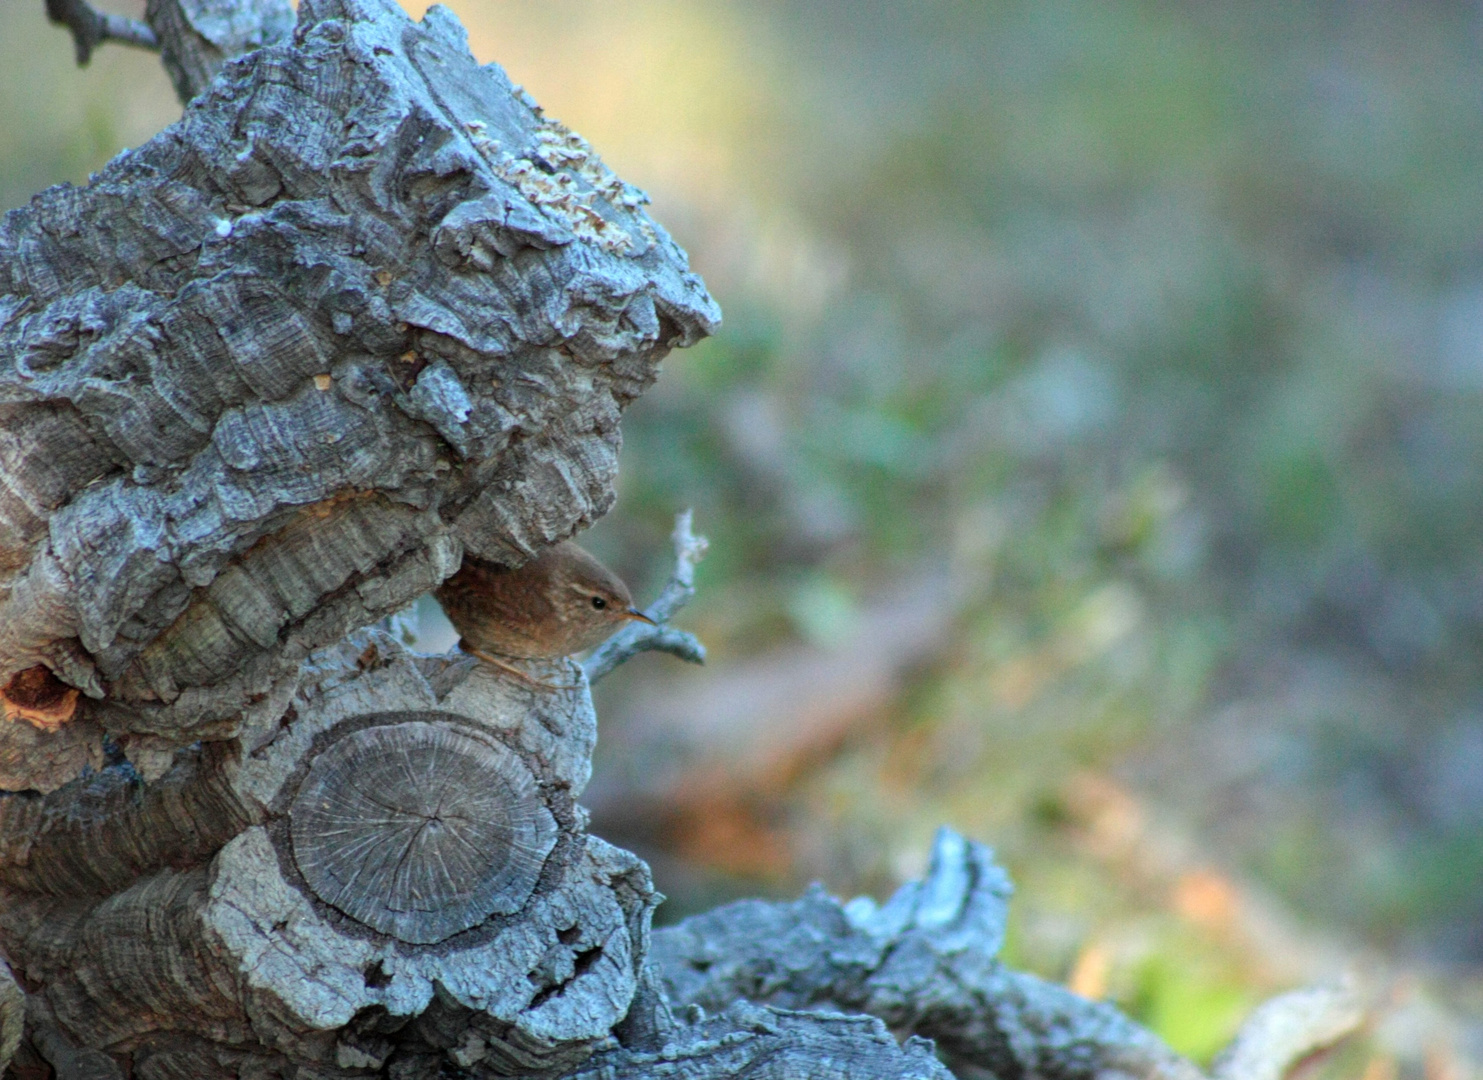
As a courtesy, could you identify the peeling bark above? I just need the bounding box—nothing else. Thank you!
[3,2,1359,1078]
[0,630,657,1078]
[653,830,1206,1080]
[2,0,719,790]
[581,998,954,1080]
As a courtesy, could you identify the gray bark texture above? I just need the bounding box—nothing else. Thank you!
[0,1,1364,1077]
[653,828,1205,1080]
[646,832,1366,1080]
[0,0,718,793]
[144,0,297,103]
[0,629,660,1078]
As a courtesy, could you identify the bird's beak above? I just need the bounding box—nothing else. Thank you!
[624,608,657,626]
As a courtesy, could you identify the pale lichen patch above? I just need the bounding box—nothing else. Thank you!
[463,109,658,256]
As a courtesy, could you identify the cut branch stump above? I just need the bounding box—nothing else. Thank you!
[0,631,658,1077]
[0,0,1368,1077]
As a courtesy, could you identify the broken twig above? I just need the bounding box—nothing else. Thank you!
[1211,980,1368,1080]
[584,510,708,684]
[44,0,158,65]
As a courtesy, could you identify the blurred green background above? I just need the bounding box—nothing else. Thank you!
[5,0,1482,1072]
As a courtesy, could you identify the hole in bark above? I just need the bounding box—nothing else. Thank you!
[557,925,581,946]
[1,665,79,730]
[364,961,392,989]
[657,313,684,346]
[288,719,558,944]
[572,946,602,977]
[526,944,604,1009]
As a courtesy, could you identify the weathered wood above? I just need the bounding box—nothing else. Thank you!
[579,997,954,1080]
[145,0,295,103]
[1,0,719,792]
[289,719,558,943]
[1210,983,1366,1080]
[0,739,250,897]
[653,829,1206,1080]
[0,708,103,795]
[0,629,658,1078]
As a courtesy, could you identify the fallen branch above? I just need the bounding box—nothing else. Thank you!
[584,510,708,684]
[652,828,1372,1080]
[653,827,1206,1080]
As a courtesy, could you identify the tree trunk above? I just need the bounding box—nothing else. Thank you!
[0,0,729,1073]
[0,0,718,792]
[0,1,1359,1077]
[1,631,660,1077]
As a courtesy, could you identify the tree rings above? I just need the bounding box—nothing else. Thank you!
[288,719,558,944]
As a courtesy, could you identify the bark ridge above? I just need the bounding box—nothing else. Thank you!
[0,630,659,1078]
[0,0,719,790]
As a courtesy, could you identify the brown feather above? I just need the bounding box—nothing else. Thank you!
[436,540,639,659]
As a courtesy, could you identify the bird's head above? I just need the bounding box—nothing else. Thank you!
[551,542,656,629]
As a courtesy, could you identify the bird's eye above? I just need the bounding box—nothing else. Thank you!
[591,596,607,610]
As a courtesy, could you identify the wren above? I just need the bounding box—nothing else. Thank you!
[436,540,653,682]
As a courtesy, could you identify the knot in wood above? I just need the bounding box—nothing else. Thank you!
[288,719,557,944]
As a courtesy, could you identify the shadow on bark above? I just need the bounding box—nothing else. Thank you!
[0,1,1362,1077]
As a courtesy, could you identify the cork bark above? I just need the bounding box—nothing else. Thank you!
[0,1,1352,1078]
[653,829,1205,1080]
[0,0,718,792]
[0,631,663,1078]
[0,0,725,1071]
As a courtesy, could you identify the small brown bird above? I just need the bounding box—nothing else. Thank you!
[436,540,653,683]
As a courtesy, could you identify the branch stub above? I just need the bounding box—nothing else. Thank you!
[289,719,557,944]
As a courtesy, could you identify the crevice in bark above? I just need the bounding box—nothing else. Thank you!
[3,2,1367,1078]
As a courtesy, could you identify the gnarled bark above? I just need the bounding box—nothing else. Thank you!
[0,0,724,1071]
[1,1,1366,1077]
[650,830,1366,1080]
[582,997,955,1080]
[1,0,718,792]
[653,829,1205,1080]
[0,630,655,1078]
[145,0,296,103]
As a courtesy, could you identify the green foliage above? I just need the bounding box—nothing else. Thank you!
[1129,950,1258,1064]
[7,0,1481,1058]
